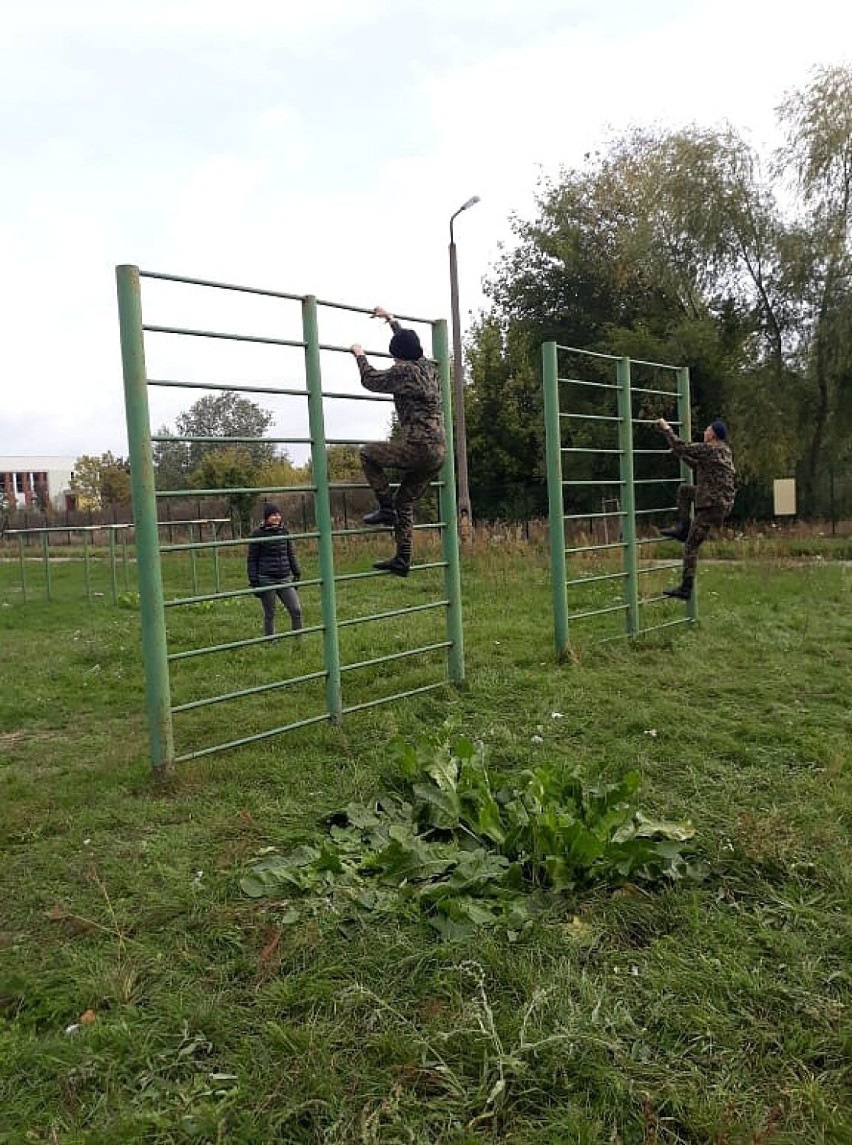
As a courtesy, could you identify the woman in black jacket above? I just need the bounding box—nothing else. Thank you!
[246,504,303,638]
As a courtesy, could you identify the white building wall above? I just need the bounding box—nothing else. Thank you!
[0,456,76,509]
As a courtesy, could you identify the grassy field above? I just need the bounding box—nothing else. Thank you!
[1,537,850,1143]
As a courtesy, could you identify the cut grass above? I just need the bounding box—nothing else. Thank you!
[1,544,850,1142]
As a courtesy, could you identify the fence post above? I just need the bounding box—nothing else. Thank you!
[41,532,52,602]
[18,534,27,602]
[616,358,639,635]
[116,264,174,775]
[302,295,342,720]
[109,528,118,603]
[432,318,465,685]
[676,366,697,623]
[83,530,92,602]
[542,342,569,657]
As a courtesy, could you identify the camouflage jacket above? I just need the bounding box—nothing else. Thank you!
[660,426,736,511]
[355,325,446,454]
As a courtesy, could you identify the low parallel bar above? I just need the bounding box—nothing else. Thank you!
[630,385,679,396]
[340,681,447,715]
[565,541,627,554]
[567,602,630,621]
[558,377,618,391]
[172,669,328,713]
[168,623,325,661]
[563,509,625,521]
[173,712,333,763]
[566,570,628,587]
[340,642,451,673]
[337,600,448,628]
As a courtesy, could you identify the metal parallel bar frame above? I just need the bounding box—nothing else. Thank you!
[116,265,464,770]
[543,343,693,652]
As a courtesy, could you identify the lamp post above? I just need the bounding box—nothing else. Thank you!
[449,195,480,540]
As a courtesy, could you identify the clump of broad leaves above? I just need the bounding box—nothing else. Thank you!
[241,730,701,939]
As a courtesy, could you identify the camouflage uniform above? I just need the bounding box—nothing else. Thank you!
[660,426,736,580]
[355,321,446,567]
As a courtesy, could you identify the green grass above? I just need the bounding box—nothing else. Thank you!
[1,541,851,1142]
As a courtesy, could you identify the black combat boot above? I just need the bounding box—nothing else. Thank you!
[363,493,397,527]
[373,541,411,578]
[663,575,694,600]
[659,521,690,542]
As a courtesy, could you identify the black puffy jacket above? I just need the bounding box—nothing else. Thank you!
[247,524,301,586]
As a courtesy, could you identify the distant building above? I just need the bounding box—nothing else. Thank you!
[0,456,77,510]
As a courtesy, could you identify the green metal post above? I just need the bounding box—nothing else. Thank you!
[542,341,569,658]
[18,535,27,603]
[122,533,130,590]
[42,532,52,602]
[116,264,174,774]
[109,529,118,603]
[188,523,199,595]
[302,295,342,719]
[432,319,465,684]
[83,531,92,601]
[616,358,639,635]
[676,366,697,622]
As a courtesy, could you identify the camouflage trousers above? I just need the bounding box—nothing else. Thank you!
[675,484,728,580]
[360,441,444,555]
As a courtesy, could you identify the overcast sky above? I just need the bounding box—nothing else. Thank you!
[3,0,850,465]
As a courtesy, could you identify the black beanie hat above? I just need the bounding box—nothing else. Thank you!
[263,503,281,521]
[389,327,423,361]
[710,419,728,441]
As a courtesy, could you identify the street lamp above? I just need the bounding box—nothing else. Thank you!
[449,194,480,540]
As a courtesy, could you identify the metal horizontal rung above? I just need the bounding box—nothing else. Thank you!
[562,447,623,455]
[341,681,447,716]
[140,270,305,301]
[316,298,432,325]
[562,479,625,487]
[563,509,625,521]
[636,563,682,577]
[632,416,681,426]
[566,570,629,587]
[173,712,333,763]
[337,600,448,627]
[168,624,325,661]
[630,385,679,397]
[143,324,305,349]
[152,434,307,446]
[340,642,451,673]
[558,377,618,390]
[567,602,630,621]
[157,484,313,499]
[334,562,447,585]
[172,669,328,713]
[565,541,627,555]
[633,478,681,485]
[149,379,307,398]
[556,346,621,361]
[161,529,319,555]
[560,412,620,422]
[319,389,392,402]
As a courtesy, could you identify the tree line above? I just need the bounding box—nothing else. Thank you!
[463,64,852,520]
